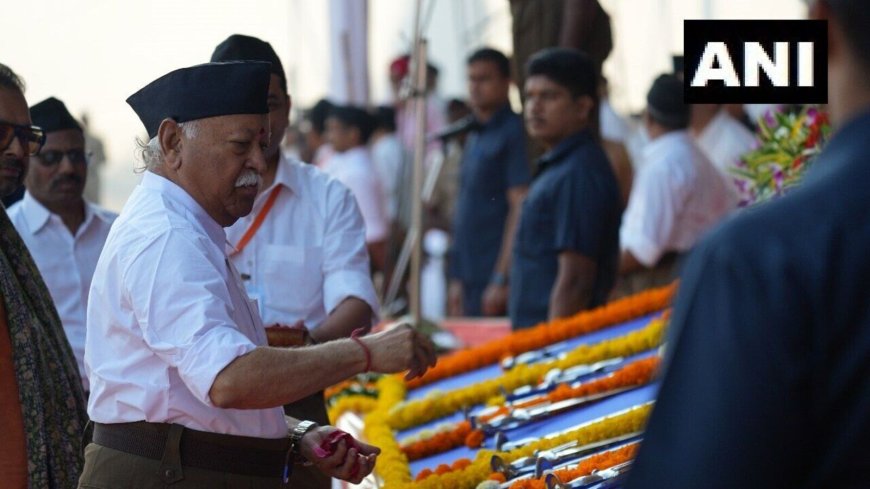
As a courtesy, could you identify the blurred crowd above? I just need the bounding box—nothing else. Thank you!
[270,0,781,328]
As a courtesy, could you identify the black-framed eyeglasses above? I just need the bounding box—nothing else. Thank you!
[0,122,46,155]
[35,148,88,166]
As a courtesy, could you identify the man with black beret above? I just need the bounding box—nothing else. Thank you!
[80,61,435,487]
[7,97,117,395]
[614,74,736,297]
[212,34,380,489]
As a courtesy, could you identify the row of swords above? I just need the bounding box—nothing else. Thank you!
[470,353,656,488]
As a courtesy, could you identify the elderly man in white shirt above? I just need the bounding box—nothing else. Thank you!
[7,97,116,393]
[615,75,737,298]
[211,35,380,488]
[80,61,435,488]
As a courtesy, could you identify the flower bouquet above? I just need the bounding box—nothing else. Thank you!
[732,105,831,206]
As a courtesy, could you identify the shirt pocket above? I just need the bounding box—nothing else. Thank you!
[516,197,554,256]
[262,244,323,317]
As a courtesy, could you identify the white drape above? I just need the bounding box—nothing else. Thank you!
[328,0,370,105]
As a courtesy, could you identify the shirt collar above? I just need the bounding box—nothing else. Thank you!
[643,130,691,160]
[339,146,368,159]
[19,192,109,237]
[140,171,226,250]
[19,191,52,234]
[265,153,298,196]
[477,103,514,130]
[537,129,594,172]
[86,201,115,225]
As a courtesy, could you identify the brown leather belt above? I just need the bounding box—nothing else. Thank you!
[92,422,289,479]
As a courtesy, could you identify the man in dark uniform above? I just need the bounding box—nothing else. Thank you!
[626,1,870,487]
[509,48,621,329]
[448,47,530,318]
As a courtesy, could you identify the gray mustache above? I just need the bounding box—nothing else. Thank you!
[234,171,261,188]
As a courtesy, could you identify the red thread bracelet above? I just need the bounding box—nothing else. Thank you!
[350,327,371,372]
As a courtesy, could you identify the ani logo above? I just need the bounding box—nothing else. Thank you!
[684,20,827,103]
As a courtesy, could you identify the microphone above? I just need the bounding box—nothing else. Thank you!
[427,115,479,142]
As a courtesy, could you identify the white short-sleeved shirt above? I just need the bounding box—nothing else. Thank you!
[371,133,403,222]
[226,156,379,329]
[86,172,286,438]
[600,98,631,144]
[7,192,116,391]
[694,109,757,178]
[620,130,737,267]
[322,147,389,243]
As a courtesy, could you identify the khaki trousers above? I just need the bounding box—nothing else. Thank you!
[78,444,285,489]
[611,252,683,300]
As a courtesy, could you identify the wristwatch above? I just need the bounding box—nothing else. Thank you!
[289,420,320,457]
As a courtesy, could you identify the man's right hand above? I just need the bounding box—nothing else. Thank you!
[448,280,463,316]
[301,426,379,484]
[362,323,437,380]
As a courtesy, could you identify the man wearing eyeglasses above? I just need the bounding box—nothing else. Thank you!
[7,97,117,395]
[0,64,88,489]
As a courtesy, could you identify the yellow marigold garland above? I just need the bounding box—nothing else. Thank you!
[400,356,660,460]
[328,395,378,424]
[413,404,653,489]
[364,375,413,488]
[388,317,666,430]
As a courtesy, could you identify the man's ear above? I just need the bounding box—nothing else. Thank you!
[350,126,362,146]
[285,93,293,115]
[157,118,183,170]
[575,95,595,122]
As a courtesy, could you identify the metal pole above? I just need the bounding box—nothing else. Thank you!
[405,0,427,327]
[409,39,428,328]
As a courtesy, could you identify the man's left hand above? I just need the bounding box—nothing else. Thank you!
[300,425,380,484]
[482,284,509,316]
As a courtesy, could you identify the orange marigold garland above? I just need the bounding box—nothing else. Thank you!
[389,317,667,430]
[507,442,639,489]
[407,284,675,389]
[400,356,660,459]
[486,355,661,409]
[412,404,652,487]
[402,421,473,461]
